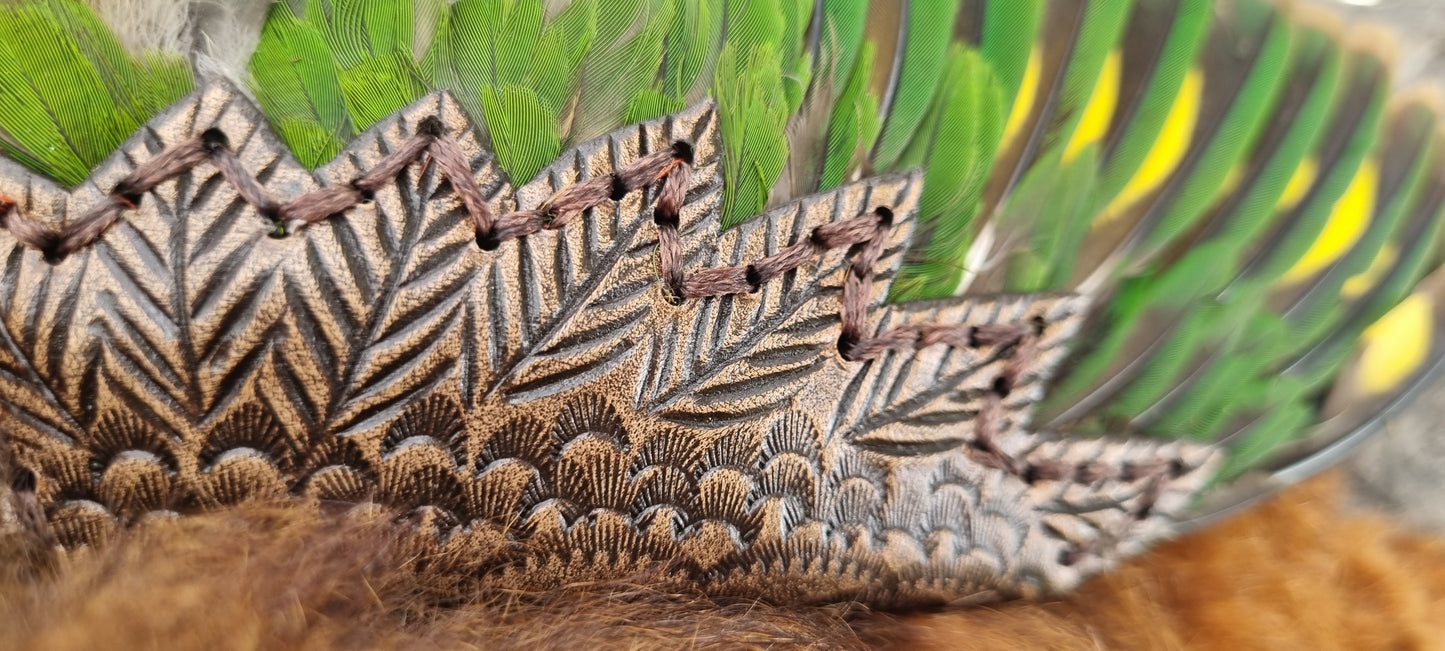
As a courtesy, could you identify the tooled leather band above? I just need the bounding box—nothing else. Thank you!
[0,112,1182,559]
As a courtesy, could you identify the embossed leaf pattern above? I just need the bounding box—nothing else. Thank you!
[0,212,89,443]
[637,173,921,427]
[275,92,511,436]
[0,83,1220,606]
[835,294,1090,452]
[91,106,298,436]
[490,104,721,404]
[0,86,301,448]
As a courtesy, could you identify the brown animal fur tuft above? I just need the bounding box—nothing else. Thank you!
[2,473,1444,649]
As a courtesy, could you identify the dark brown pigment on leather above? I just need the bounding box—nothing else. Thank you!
[0,114,1177,568]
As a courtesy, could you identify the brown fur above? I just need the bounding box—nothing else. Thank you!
[2,473,1443,650]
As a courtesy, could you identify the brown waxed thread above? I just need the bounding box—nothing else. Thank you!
[961,323,1177,565]
[0,123,948,361]
[0,119,1188,560]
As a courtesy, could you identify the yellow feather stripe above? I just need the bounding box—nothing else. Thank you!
[1094,67,1203,225]
[1342,242,1397,299]
[1355,291,1433,395]
[1001,47,1042,146]
[1276,157,1318,213]
[1280,158,1379,284]
[1064,49,1121,162]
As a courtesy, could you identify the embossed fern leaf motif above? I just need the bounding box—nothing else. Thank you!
[834,294,1089,454]
[278,93,512,435]
[485,103,721,404]
[98,118,292,433]
[637,174,922,428]
[0,89,302,446]
[0,204,88,442]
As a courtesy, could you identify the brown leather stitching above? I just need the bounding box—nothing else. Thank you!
[0,120,1038,367]
[1027,434,1176,566]
[954,322,1175,562]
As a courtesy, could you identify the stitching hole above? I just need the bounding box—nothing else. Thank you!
[991,376,1012,398]
[417,115,445,137]
[670,141,694,165]
[200,128,230,152]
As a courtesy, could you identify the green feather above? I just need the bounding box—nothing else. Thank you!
[624,89,686,125]
[1292,168,1445,381]
[0,0,192,185]
[660,0,723,102]
[336,52,428,131]
[306,0,432,132]
[715,42,790,229]
[1080,27,1345,425]
[1038,2,1300,425]
[818,40,881,192]
[570,0,672,141]
[1159,111,1421,446]
[1107,31,1348,433]
[479,85,560,186]
[1217,399,1312,479]
[627,0,723,124]
[1134,0,1291,259]
[136,51,196,120]
[249,2,352,169]
[722,0,787,62]
[1004,147,1100,292]
[995,0,1141,291]
[428,0,599,182]
[778,0,815,113]
[890,45,1007,300]
[1286,102,1439,346]
[819,0,870,92]
[1035,1,1134,159]
[1095,0,1210,202]
[978,0,1045,123]
[541,0,598,75]
[1152,311,1289,437]
[1243,55,1387,284]
[871,0,961,171]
